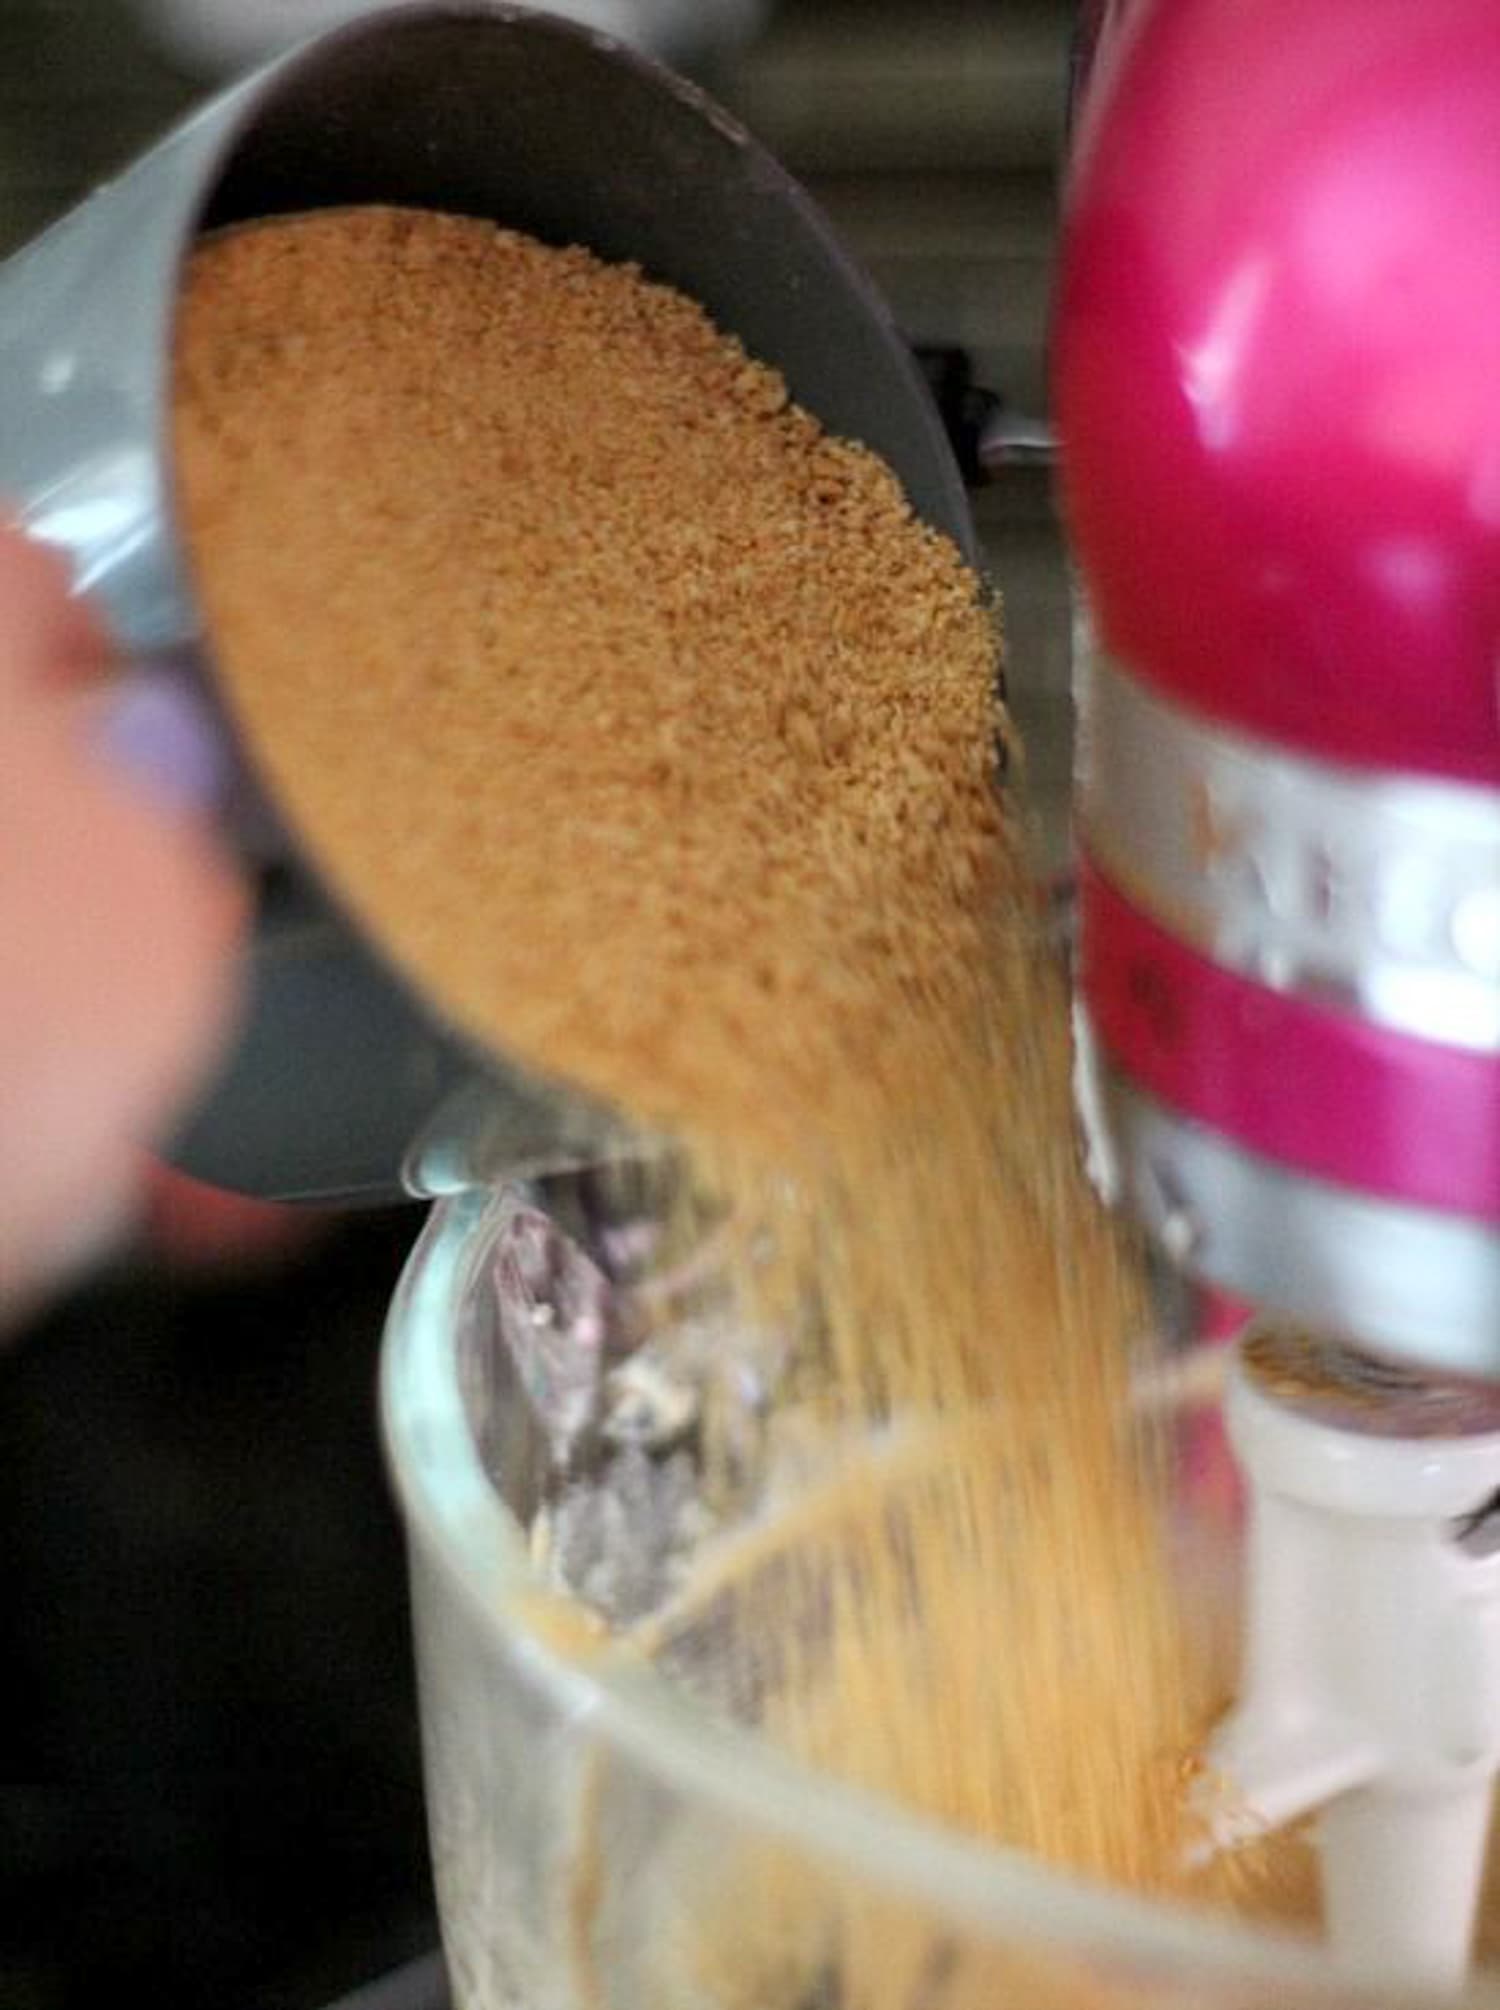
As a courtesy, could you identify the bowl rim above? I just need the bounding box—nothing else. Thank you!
[380,1183,1496,2009]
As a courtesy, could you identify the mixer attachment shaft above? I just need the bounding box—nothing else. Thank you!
[1199,1323,1500,1993]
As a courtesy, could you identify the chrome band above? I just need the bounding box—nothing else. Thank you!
[1076,652,1500,1054]
[1084,1047,1500,1381]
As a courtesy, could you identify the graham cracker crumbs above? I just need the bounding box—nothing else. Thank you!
[172,205,1264,2007]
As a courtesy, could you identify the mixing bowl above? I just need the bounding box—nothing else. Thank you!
[380,1171,1500,2010]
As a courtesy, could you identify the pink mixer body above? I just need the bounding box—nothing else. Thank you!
[1053,0,1500,1371]
[1057,0,1500,785]
[1079,861,1500,1225]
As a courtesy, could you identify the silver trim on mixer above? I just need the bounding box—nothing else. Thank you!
[1089,1053,1500,1379]
[1076,652,1500,1053]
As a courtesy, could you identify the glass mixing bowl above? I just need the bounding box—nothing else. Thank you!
[381,1173,1500,2010]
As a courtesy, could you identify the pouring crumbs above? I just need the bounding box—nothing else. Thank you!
[173,205,1262,2009]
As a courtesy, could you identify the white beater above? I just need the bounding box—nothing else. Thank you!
[1200,1324,1500,1994]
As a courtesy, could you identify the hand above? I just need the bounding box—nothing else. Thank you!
[0,525,246,1321]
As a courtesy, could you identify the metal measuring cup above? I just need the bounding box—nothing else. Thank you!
[0,1,977,1204]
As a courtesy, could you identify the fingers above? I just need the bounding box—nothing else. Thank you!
[140,1160,329,1273]
[0,525,111,694]
[0,526,247,1321]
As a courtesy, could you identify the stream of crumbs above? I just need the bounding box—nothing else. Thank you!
[171,205,1356,2008]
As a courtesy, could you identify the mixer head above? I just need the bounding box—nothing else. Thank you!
[1052,0,1500,1380]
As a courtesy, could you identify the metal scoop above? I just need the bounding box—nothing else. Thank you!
[0,2,975,1203]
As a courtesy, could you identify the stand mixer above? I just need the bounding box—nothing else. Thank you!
[1054,0,1500,1988]
[7,1,1500,2000]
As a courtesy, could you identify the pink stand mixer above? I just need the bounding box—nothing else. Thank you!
[1055,0,1500,1989]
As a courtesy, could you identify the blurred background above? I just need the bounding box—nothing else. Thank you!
[0,4,1076,2005]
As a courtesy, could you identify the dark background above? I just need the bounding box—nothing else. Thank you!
[1,1209,437,2010]
[0,4,1073,2004]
